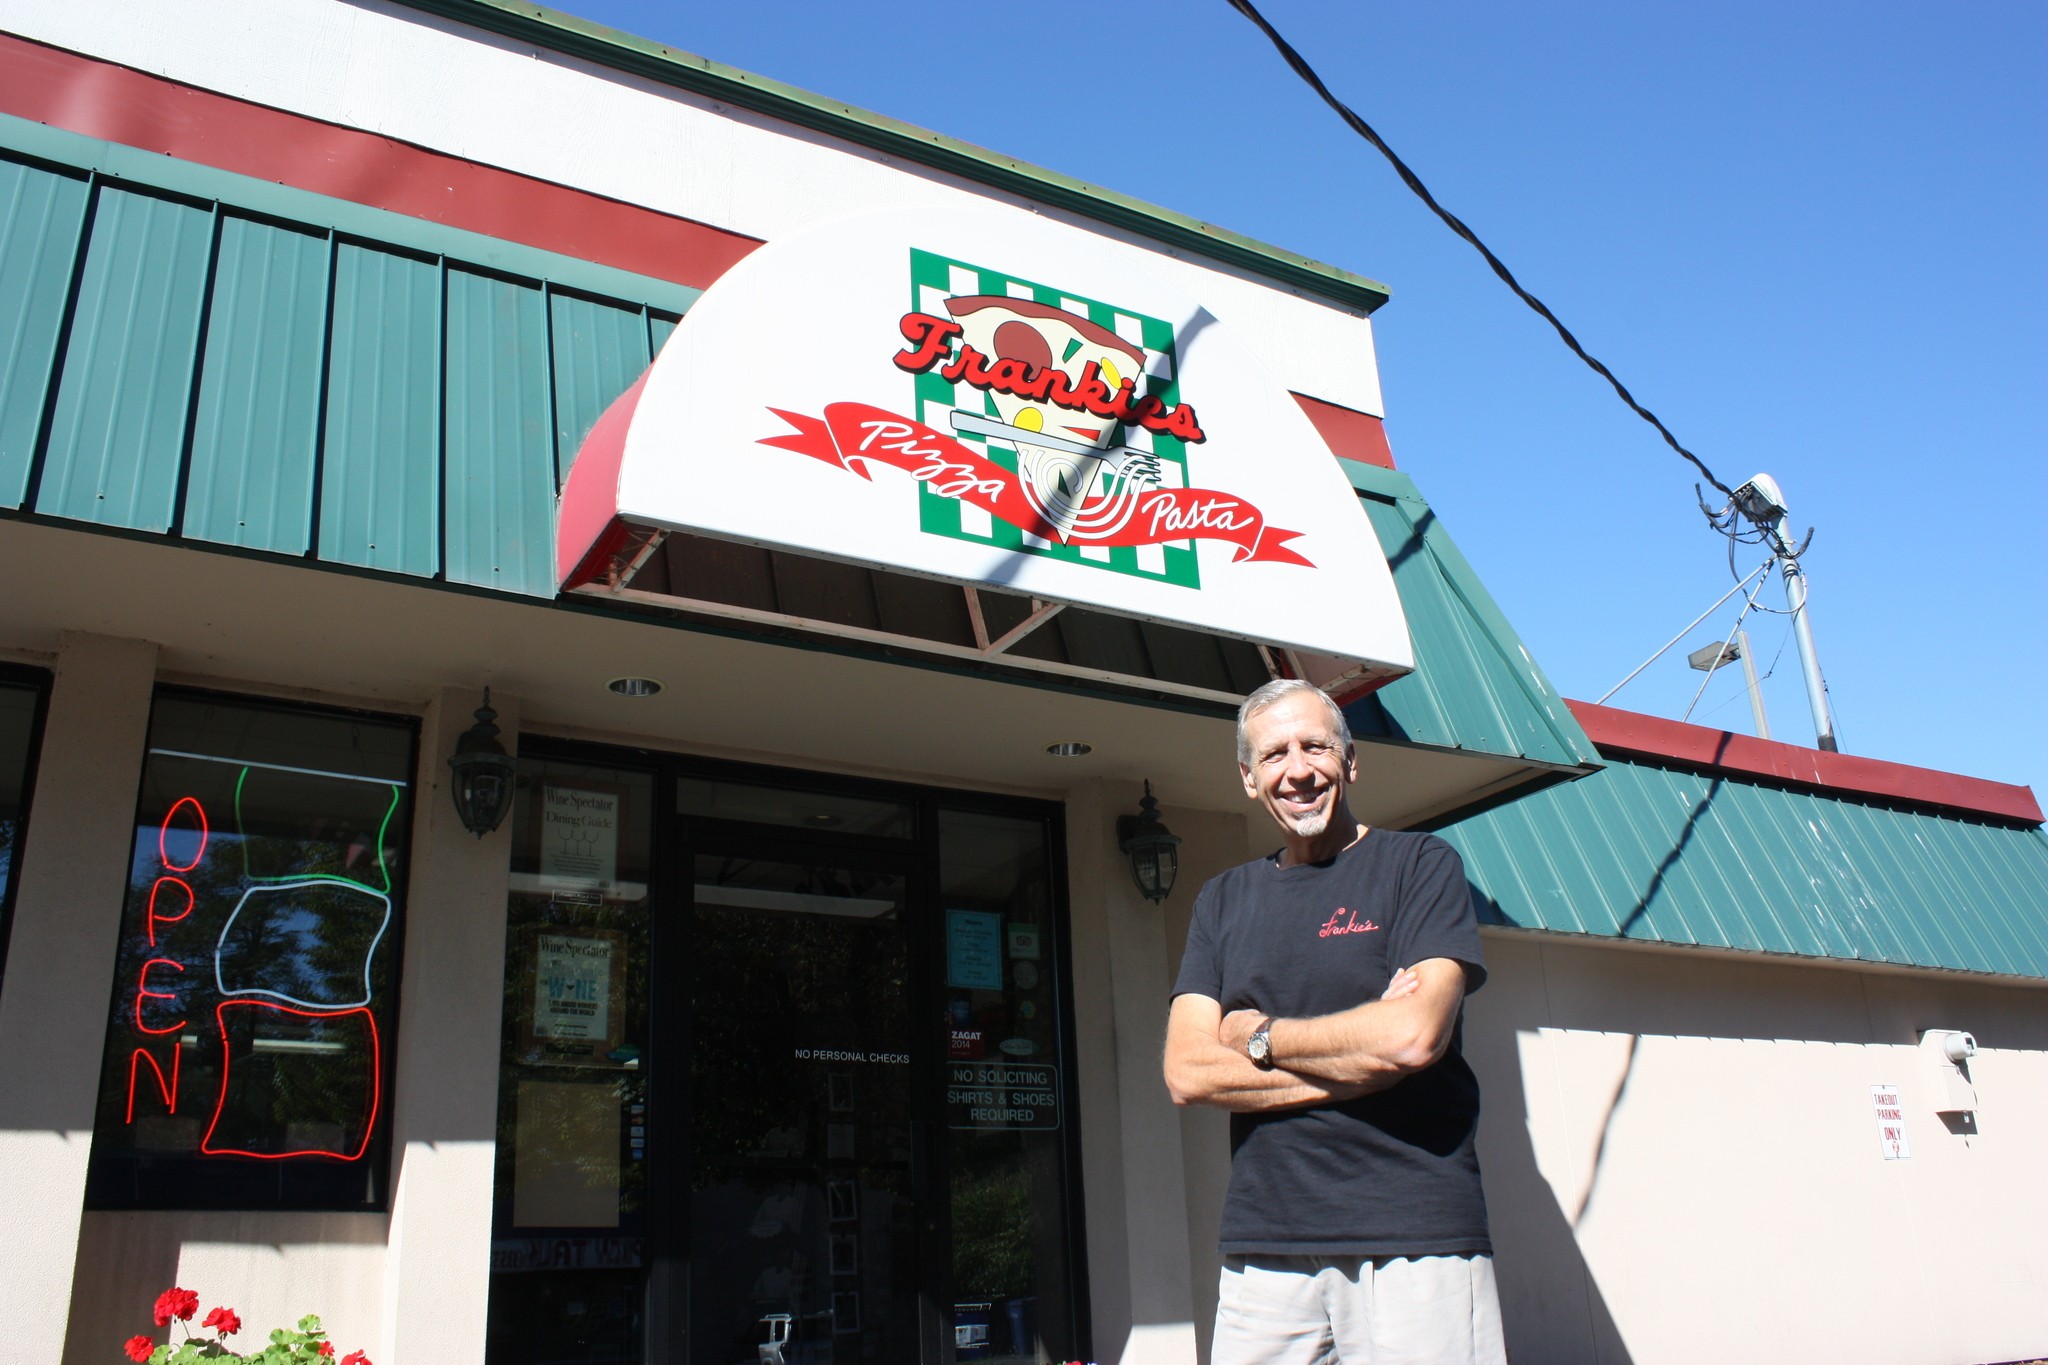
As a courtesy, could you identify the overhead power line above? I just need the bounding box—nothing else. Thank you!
[1223,0,1734,500]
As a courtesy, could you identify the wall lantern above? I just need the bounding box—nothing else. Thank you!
[448,688,516,838]
[1117,780,1182,904]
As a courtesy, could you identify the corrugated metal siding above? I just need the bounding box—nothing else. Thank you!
[649,312,678,357]
[184,215,329,552]
[320,242,442,576]
[33,184,212,531]
[0,158,87,506]
[1342,466,1598,770]
[549,292,651,485]
[445,266,553,594]
[1440,754,2048,978]
[0,143,696,597]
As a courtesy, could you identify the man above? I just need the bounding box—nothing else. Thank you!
[1163,678,1505,1365]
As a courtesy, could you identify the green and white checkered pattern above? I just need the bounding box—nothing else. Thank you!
[907,247,1200,590]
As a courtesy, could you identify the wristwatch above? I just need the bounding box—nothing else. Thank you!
[1247,1017,1276,1070]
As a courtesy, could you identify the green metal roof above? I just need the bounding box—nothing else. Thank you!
[391,0,1393,317]
[1341,462,1601,775]
[1,116,1591,780]
[1439,753,2048,979]
[0,119,686,594]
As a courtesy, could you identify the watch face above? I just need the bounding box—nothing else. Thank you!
[1248,1033,1269,1061]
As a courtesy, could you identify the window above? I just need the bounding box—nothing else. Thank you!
[86,691,416,1209]
[0,666,51,988]
[487,755,656,1363]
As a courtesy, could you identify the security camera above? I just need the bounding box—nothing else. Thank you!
[1940,1032,1977,1065]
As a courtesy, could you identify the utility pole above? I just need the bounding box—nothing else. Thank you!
[1731,474,1838,752]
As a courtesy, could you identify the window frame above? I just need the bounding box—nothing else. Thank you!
[486,732,1093,1365]
[83,684,420,1213]
[0,662,54,991]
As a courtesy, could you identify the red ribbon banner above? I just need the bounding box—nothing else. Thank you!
[761,403,1312,567]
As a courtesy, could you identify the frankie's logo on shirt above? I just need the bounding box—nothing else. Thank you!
[1318,908,1380,939]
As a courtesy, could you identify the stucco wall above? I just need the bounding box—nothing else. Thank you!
[0,633,159,1365]
[1071,780,1258,1365]
[22,670,521,1365]
[1163,916,2048,1365]
[1469,934,2048,1365]
[63,1212,388,1363]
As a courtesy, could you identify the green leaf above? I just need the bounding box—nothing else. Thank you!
[296,1317,323,1335]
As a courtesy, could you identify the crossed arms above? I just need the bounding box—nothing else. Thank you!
[1161,958,1471,1113]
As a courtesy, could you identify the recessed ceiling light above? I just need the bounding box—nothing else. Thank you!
[1045,741,1094,757]
[607,677,663,698]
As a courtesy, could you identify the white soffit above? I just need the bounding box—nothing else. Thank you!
[560,206,1413,684]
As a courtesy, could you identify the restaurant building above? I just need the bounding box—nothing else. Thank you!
[0,2,2042,1363]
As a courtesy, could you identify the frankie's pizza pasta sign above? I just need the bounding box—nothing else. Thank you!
[558,206,1413,680]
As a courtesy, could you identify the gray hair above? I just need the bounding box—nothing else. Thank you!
[1235,679,1351,767]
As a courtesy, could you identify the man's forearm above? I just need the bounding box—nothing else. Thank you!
[1265,1002,1424,1085]
[1219,961,1467,1086]
[1165,1032,1390,1112]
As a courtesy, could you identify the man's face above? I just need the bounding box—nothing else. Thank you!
[1238,692,1358,842]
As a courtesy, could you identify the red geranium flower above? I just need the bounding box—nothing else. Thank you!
[123,1335,156,1363]
[152,1288,199,1326]
[317,1345,335,1359]
[202,1306,242,1337]
[340,1352,372,1365]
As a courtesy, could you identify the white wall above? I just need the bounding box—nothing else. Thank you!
[1469,934,2048,1365]
[63,1213,387,1365]
[1160,920,2048,1365]
[380,688,521,1364]
[4,0,1386,419]
[0,633,158,1365]
[1069,779,1256,1365]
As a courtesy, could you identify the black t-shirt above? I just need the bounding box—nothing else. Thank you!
[1172,828,1492,1256]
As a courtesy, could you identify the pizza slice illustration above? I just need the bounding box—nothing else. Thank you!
[942,295,1165,542]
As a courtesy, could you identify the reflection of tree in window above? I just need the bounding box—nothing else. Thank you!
[87,696,414,1207]
[951,1162,1031,1297]
[491,763,654,1235]
[689,858,909,1187]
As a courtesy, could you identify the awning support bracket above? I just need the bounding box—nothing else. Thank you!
[984,599,1065,657]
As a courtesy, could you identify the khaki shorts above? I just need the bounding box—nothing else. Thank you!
[1212,1253,1507,1365]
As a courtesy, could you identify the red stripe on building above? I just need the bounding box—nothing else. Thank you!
[1566,699,2044,825]
[1292,393,1396,470]
[0,32,760,290]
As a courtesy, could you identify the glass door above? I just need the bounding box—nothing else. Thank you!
[489,749,1086,1365]
[682,832,925,1365]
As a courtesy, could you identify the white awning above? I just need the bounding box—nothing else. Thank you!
[558,206,1412,705]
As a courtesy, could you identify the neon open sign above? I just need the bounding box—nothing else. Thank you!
[119,760,403,1163]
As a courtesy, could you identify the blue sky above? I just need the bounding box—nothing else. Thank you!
[572,0,2045,789]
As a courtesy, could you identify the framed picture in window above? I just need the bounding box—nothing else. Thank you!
[522,927,629,1066]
